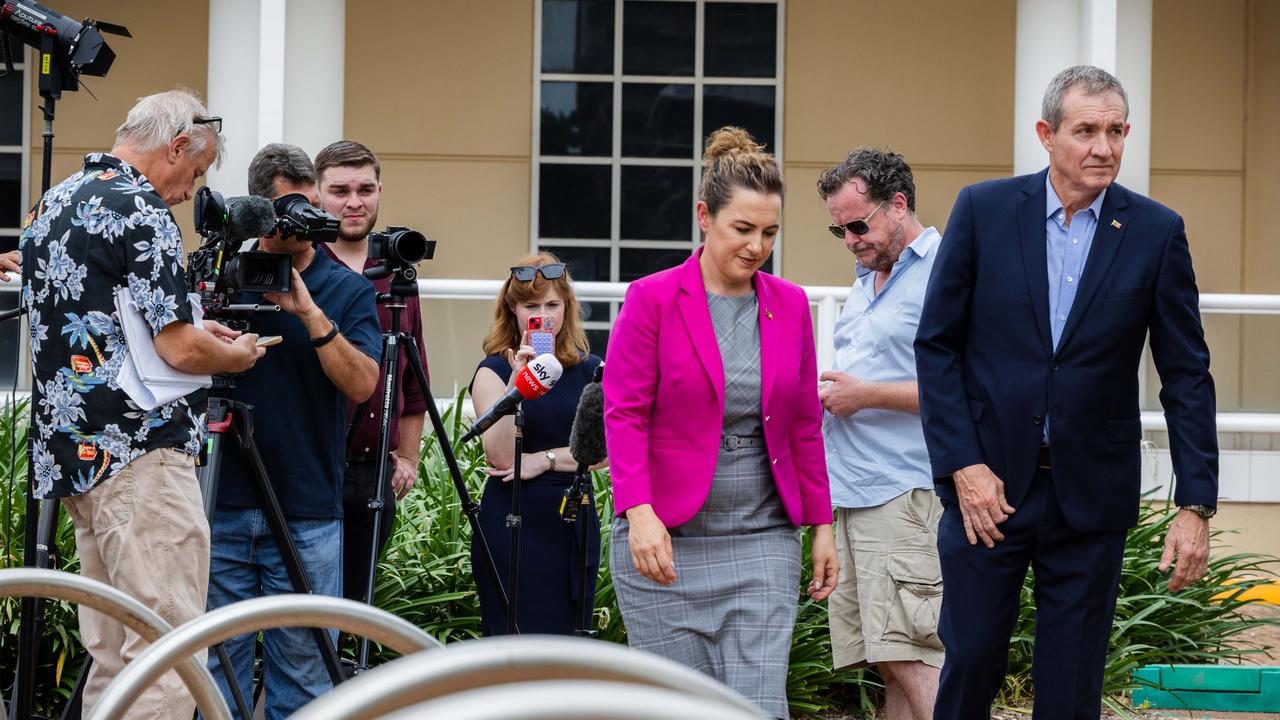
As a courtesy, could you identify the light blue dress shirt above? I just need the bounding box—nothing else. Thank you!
[1044,175,1106,441]
[824,226,940,509]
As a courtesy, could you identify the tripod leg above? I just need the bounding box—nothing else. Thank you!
[401,339,515,628]
[230,410,345,686]
[355,332,399,673]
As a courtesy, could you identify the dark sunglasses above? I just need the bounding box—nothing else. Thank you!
[827,202,886,239]
[192,116,223,134]
[510,263,566,282]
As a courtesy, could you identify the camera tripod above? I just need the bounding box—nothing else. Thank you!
[349,269,513,672]
[195,373,346,713]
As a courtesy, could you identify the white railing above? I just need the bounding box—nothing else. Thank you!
[5,278,1280,433]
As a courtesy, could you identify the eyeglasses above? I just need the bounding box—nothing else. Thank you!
[510,264,566,282]
[192,116,223,134]
[827,202,886,239]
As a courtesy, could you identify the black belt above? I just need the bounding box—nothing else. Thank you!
[1037,444,1051,470]
[721,434,766,451]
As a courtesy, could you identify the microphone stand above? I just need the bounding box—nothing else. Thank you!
[505,403,525,635]
[569,467,597,637]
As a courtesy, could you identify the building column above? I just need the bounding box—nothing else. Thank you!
[1013,0,1151,195]
[206,0,345,196]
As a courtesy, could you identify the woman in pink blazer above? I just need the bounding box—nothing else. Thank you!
[603,127,837,719]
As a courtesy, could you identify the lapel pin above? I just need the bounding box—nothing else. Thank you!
[766,309,774,320]
[1110,219,1122,229]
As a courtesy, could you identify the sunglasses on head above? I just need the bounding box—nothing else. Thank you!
[827,202,886,239]
[510,264,566,282]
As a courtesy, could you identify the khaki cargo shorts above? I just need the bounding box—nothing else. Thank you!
[829,488,945,670]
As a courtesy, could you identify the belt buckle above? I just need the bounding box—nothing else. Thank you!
[721,435,736,451]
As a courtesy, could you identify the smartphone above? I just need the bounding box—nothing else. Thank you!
[528,316,554,356]
[256,335,283,347]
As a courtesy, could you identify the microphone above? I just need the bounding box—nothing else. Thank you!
[461,353,563,444]
[225,195,278,241]
[568,366,606,469]
[561,363,605,523]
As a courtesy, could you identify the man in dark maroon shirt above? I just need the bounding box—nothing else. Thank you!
[315,140,429,603]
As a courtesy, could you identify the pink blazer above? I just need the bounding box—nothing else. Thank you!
[603,249,831,528]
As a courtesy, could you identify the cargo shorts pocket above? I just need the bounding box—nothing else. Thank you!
[880,547,944,651]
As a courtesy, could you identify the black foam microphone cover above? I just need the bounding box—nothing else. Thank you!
[568,379,607,468]
[225,195,278,241]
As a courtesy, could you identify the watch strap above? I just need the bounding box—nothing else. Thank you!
[311,318,340,347]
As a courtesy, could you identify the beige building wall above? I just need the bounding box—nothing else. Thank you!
[23,1,210,244]
[345,1,535,394]
[782,0,1017,287]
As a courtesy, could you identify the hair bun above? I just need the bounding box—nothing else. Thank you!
[702,126,764,163]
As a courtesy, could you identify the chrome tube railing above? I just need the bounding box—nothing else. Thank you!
[291,635,768,720]
[0,568,228,718]
[374,681,766,720]
[89,594,442,720]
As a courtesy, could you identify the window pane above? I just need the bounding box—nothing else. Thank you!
[539,164,611,239]
[622,1,694,76]
[703,3,777,78]
[0,155,19,228]
[621,166,691,240]
[0,288,15,386]
[620,246,692,282]
[622,83,693,158]
[587,328,610,360]
[541,82,613,157]
[0,70,22,146]
[540,244,611,282]
[703,85,775,152]
[542,0,614,74]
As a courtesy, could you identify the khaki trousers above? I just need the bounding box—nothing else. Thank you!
[62,448,210,719]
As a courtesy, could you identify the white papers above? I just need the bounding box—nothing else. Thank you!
[113,288,212,410]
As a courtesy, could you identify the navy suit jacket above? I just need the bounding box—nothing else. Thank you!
[915,170,1218,533]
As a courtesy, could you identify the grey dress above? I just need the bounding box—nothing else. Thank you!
[612,290,801,719]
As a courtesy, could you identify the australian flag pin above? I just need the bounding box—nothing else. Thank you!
[1110,219,1122,229]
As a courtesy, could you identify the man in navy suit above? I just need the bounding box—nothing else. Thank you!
[915,66,1218,719]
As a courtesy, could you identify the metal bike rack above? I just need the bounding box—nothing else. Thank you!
[291,635,768,720]
[0,568,229,718]
[89,593,442,720]
[360,680,763,720]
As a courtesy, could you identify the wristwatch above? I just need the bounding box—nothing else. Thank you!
[1179,504,1217,520]
[545,450,557,471]
[311,318,340,347]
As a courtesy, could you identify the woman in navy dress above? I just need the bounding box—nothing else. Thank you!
[469,252,604,635]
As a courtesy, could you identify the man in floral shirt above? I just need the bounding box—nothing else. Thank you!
[19,89,262,718]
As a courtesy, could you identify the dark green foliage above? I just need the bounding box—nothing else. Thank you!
[1,395,1276,719]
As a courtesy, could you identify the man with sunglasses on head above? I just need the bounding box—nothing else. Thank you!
[205,142,381,718]
[313,139,430,609]
[816,148,943,720]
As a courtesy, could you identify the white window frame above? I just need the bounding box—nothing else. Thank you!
[531,0,785,336]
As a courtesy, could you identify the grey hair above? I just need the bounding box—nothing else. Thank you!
[247,143,317,198]
[115,88,225,167]
[816,147,916,211]
[1042,65,1129,131]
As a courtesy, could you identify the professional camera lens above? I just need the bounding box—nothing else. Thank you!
[369,227,435,266]
[273,193,339,243]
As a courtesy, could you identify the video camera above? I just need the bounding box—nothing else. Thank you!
[365,226,436,298]
[187,187,290,321]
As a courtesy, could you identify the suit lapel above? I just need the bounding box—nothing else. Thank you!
[677,251,725,412]
[1018,172,1053,357]
[755,275,778,415]
[1054,184,1129,355]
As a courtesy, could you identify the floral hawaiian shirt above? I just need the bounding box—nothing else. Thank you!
[19,153,206,499]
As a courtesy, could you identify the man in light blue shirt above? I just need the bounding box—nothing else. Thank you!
[817,149,942,720]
